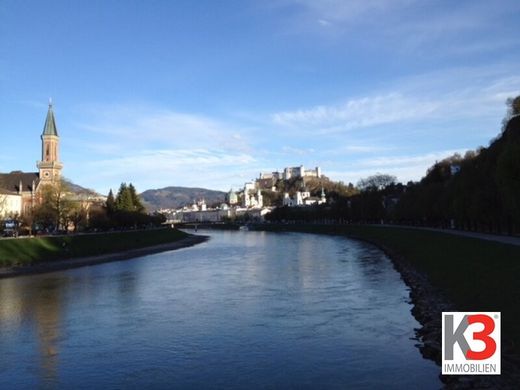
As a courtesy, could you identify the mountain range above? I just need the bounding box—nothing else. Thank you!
[140,186,226,210]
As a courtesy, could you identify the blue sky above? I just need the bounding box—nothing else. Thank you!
[1,0,519,194]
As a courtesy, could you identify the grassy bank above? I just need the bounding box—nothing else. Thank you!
[0,228,189,267]
[255,223,520,352]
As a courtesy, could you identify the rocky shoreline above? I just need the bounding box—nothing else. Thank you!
[371,240,520,389]
[0,234,209,279]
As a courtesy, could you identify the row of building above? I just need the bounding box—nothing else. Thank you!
[161,167,328,224]
[283,188,327,207]
[170,205,271,224]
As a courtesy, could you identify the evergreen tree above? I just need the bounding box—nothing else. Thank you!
[106,189,116,214]
[115,183,133,211]
[128,183,145,212]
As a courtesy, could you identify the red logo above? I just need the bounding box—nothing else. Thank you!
[442,312,500,375]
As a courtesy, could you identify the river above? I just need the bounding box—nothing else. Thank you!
[0,230,440,389]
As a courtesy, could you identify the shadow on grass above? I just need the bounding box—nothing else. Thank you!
[0,229,188,267]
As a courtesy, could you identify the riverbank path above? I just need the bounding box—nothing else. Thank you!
[373,224,520,247]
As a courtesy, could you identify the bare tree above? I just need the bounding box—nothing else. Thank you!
[66,200,89,232]
[502,95,520,130]
[33,180,74,232]
[357,173,398,192]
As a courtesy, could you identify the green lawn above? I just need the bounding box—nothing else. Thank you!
[0,228,188,267]
[256,223,520,352]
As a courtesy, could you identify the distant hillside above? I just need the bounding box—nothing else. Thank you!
[273,176,357,199]
[140,186,226,210]
[63,179,101,196]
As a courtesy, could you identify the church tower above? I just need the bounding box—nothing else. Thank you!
[37,101,63,183]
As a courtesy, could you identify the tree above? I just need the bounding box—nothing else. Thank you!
[20,210,35,235]
[106,189,116,214]
[67,201,89,232]
[497,139,520,225]
[33,180,74,231]
[357,173,397,192]
[128,183,145,212]
[88,205,111,230]
[261,190,283,207]
[115,183,133,211]
[108,182,151,228]
[114,182,145,212]
[508,95,520,117]
[502,95,520,130]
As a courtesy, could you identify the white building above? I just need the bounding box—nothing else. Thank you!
[226,189,238,205]
[259,171,281,181]
[244,182,256,192]
[283,165,321,180]
[283,188,326,207]
[180,208,232,223]
[174,205,272,223]
[241,181,263,209]
[244,207,272,221]
[188,199,207,211]
[0,190,22,218]
[259,165,322,182]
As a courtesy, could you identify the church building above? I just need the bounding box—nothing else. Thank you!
[0,102,63,217]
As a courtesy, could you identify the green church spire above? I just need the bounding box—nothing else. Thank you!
[42,99,59,136]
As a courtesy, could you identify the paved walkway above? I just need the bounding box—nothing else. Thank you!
[373,224,520,247]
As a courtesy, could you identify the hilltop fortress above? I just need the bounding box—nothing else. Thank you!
[163,164,327,224]
[259,165,321,181]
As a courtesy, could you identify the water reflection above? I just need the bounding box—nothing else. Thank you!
[0,276,68,383]
[0,230,440,389]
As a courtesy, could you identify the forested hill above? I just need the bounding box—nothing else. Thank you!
[386,114,520,232]
[140,186,226,210]
[396,114,520,229]
[268,113,520,235]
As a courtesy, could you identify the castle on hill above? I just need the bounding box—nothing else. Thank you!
[259,165,321,183]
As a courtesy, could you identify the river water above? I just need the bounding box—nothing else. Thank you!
[0,230,440,389]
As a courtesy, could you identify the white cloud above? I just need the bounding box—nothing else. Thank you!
[271,66,520,135]
[289,0,412,25]
[274,0,520,62]
[325,145,394,155]
[74,105,253,154]
[281,146,315,155]
[65,65,520,194]
[91,149,255,169]
[355,150,465,169]
[328,149,466,184]
[317,19,331,27]
[66,104,262,193]
[74,148,257,193]
[272,93,438,131]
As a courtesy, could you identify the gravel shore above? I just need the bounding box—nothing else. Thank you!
[373,241,520,389]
